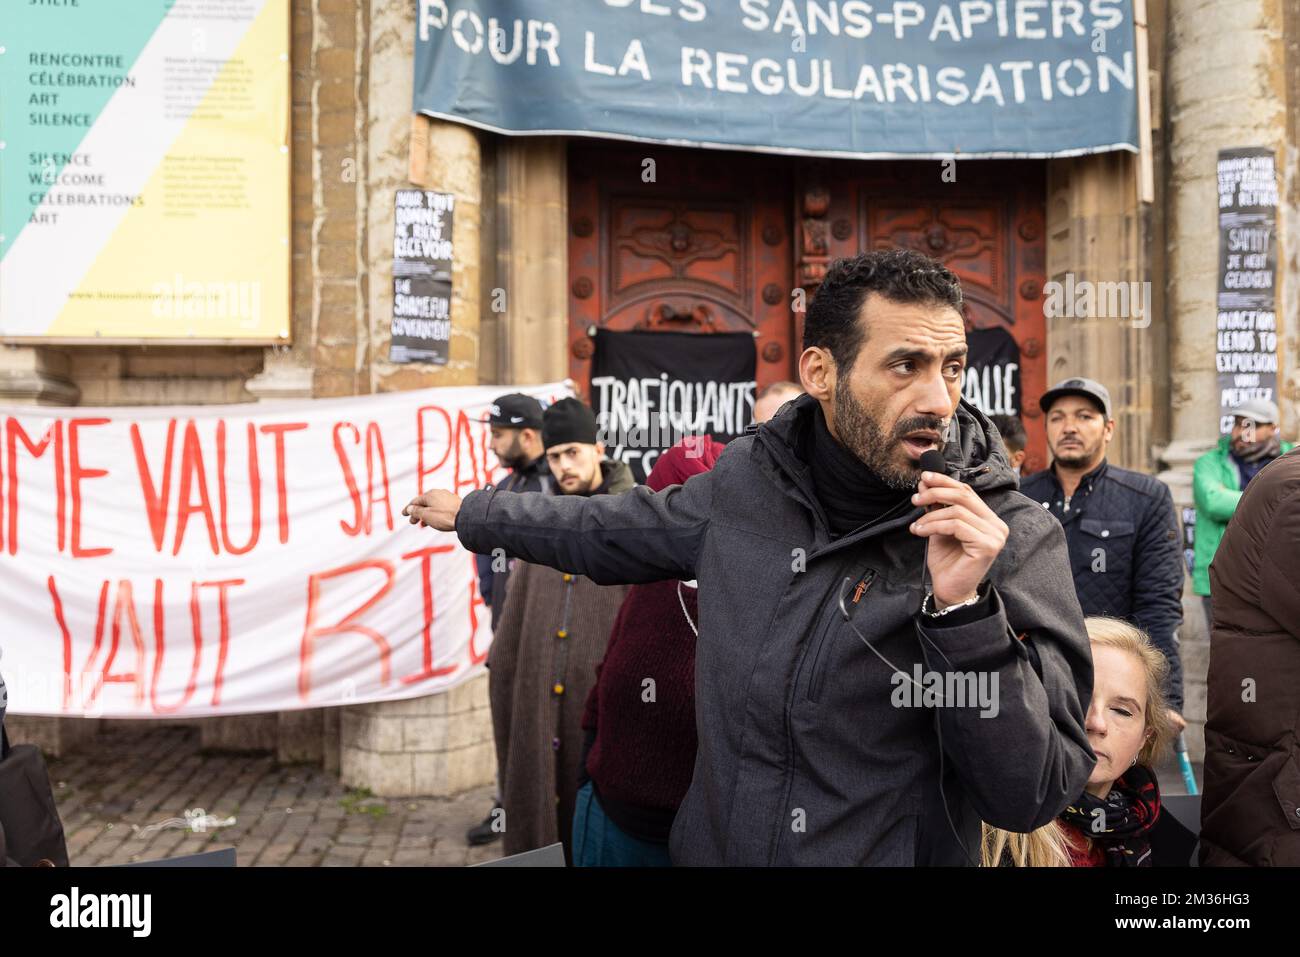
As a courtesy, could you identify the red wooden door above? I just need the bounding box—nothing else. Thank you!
[802,161,1049,473]
[567,143,795,403]
[568,149,1047,472]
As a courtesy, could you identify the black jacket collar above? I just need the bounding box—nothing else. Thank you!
[752,393,1017,555]
[1045,458,1109,495]
[500,453,550,493]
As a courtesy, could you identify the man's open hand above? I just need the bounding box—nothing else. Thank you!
[910,470,1009,608]
[403,490,463,532]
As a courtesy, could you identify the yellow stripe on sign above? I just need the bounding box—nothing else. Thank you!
[50,0,289,341]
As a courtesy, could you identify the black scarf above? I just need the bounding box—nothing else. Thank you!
[1234,431,1282,463]
[807,404,910,538]
[1059,763,1161,867]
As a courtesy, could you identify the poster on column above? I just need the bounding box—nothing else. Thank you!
[0,0,290,343]
[390,189,454,365]
[1215,147,1279,434]
[1180,506,1196,576]
[0,381,570,719]
[589,329,755,484]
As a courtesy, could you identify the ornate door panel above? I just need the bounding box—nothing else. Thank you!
[805,161,1048,473]
[567,144,795,401]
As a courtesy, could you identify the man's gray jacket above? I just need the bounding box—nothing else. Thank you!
[455,395,1094,865]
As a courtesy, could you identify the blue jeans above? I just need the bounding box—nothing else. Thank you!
[572,781,672,867]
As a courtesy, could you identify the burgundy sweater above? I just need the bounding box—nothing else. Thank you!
[581,579,698,843]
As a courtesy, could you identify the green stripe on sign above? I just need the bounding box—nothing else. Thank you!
[0,0,170,258]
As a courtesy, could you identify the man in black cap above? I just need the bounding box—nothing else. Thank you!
[1021,377,1186,729]
[467,392,549,847]
[468,398,635,860]
[476,392,550,628]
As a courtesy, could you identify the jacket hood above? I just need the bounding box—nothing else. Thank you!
[594,458,637,495]
[755,393,1019,496]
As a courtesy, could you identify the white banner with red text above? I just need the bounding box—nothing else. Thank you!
[0,381,569,718]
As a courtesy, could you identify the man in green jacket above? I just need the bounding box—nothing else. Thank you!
[1193,398,1292,627]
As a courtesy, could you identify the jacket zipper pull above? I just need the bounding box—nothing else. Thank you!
[852,570,877,604]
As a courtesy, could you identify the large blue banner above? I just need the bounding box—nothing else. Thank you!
[413,1,1139,159]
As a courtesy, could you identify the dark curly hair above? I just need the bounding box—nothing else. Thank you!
[803,248,964,374]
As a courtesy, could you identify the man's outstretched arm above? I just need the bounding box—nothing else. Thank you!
[403,465,716,586]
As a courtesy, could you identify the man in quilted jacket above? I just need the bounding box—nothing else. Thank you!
[1021,378,1186,729]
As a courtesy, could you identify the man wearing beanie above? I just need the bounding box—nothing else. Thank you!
[483,397,635,861]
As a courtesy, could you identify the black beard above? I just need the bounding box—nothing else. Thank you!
[560,470,602,496]
[500,437,529,470]
[833,377,946,490]
[1053,445,1098,468]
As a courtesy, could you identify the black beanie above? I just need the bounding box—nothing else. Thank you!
[542,398,599,450]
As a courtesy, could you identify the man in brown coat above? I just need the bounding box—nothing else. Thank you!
[486,398,635,861]
[1200,447,1300,866]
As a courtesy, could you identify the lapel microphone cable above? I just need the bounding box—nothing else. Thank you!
[832,445,980,866]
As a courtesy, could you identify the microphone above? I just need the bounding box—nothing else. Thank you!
[918,449,947,479]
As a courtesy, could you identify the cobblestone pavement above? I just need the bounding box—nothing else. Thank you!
[47,725,1202,868]
[48,725,506,867]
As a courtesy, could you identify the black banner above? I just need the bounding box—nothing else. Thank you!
[390,189,454,365]
[962,326,1022,417]
[1215,148,1278,433]
[590,329,756,483]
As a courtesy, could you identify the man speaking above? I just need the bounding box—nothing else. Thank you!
[406,248,1094,866]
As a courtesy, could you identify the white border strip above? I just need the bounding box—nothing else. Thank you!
[413,109,1140,161]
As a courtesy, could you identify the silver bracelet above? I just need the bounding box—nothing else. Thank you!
[922,591,982,617]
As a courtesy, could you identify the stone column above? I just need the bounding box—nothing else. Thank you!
[199,0,323,765]
[0,347,79,406]
[334,0,494,798]
[1159,0,1292,760]
[240,0,321,767]
[496,138,570,386]
[1045,151,1151,471]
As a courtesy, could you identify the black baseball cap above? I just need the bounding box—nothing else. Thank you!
[481,393,544,430]
[1039,377,1113,419]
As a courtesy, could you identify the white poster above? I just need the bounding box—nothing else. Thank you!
[0,0,291,343]
[0,381,569,718]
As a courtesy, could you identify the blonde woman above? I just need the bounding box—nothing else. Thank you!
[983,617,1176,867]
